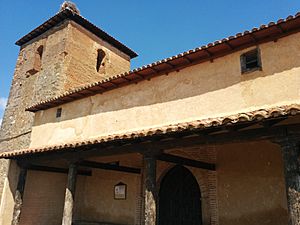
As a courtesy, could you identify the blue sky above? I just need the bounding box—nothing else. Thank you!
[1,0,300,124]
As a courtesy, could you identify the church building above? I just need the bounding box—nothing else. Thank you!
[0,2,299,225]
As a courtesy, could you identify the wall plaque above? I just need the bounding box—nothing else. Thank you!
[114,182,127,200]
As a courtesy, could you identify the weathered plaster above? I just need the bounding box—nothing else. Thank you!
[217,141,288,225]
[31,32,300,148]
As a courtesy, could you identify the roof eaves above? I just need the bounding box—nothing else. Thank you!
[15,9,138,58]
[15,9,72,46]
[4,104,300,158]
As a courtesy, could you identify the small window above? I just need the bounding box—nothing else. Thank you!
[240,48,262,74]
[56,108,62,118]
[96,49,106,72]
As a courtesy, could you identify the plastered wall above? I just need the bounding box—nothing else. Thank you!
[31,32,300,148]
[217,141,288,225]
[74,169,140,225]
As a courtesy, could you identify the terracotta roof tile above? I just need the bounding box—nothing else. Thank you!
[2,104,300,158]
[26,11,300,112]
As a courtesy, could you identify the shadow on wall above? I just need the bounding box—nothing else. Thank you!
[33,33,300,125]
[1,160,19,225]
[219,207,288,225]
[217,140,289,225]
[0,159,70,224]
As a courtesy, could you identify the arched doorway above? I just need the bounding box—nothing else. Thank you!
[159,165,202,225]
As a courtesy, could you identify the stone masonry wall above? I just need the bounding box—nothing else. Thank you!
[0,21,70,204]
[63,21,131,89]
[0,19,132,212]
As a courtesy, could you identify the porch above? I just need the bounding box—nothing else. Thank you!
[2,111,300,225]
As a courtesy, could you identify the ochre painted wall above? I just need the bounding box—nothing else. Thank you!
[217,141,288,225]
[73,153,143,225]
[31,32,300,148]
[75,169,140,225]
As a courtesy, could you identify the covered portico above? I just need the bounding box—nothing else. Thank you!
[2,105,299,225]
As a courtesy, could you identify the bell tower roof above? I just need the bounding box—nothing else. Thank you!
[15,4,138,58]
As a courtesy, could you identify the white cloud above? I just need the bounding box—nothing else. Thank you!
[0,97,7,110]
[0,97,7,126]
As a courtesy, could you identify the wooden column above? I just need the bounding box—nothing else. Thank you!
[62,163,78,225]
[143,154,157,225]
[276,137,300,225]
[11,167,27,225]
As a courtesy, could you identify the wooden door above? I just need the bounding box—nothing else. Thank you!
[158,165,202,225]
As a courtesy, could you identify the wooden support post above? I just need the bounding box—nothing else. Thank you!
[143,153,157,225]
[275,137,300,225]
[62,163,77,225]
[11,167,27,225]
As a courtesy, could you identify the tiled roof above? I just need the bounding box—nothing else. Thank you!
[26,11,300,112]
[16,8,138,58]
[3,104,300,158]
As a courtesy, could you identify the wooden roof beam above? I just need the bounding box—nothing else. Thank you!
[14,122,300,163]
[165,62,175,69]
[107,81,118,87]
[121,76,131,81]
[249,33,258,43]
[157,153,215,171]
[79,160,141,174]
[260,117,287,128]
[203,49,214,62]
[26,164,92,176]
[149,67,160,73]
[133,71,144,79]
[277,24,285,33]
[183,55,193,63]
[224,42,234,50]
[82,89,97,95]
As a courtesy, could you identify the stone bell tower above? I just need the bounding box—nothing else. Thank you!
[0,1,137,206]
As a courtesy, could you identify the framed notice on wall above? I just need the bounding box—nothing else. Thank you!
[114,182,127,200]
